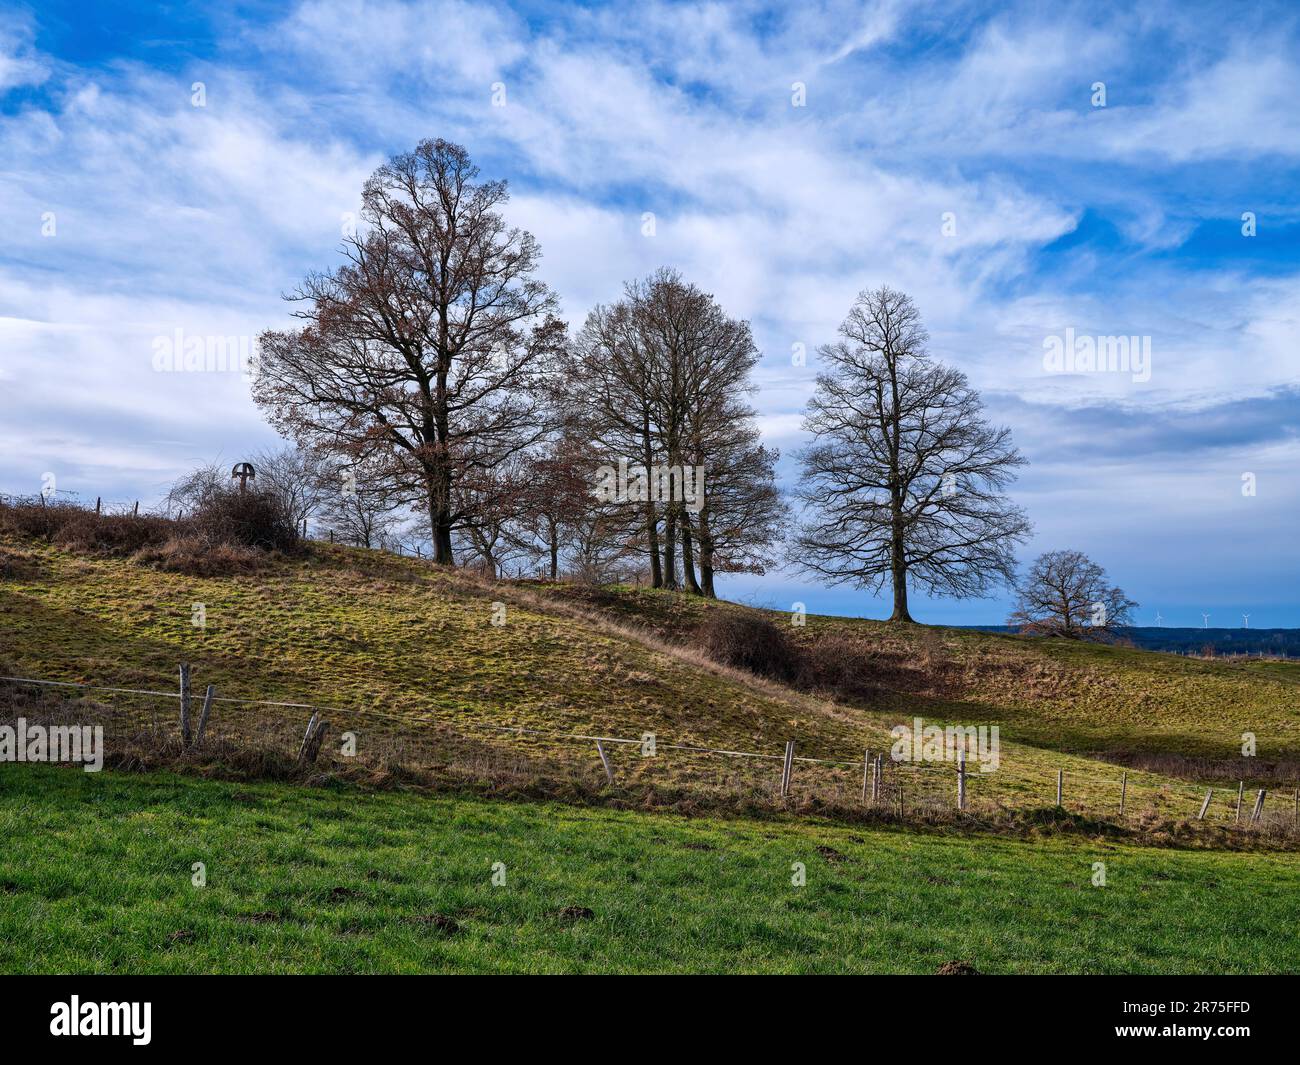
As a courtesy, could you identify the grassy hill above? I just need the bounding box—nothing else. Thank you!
[5,524,1300,974]
[543,584,1300,769]
[2,763,1297,974]
[2,527,1298,829]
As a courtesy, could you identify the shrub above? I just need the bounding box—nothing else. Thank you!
[0,497,175,556]
[190,489,299,551]
[696,610,801,682]
[132,536,267,577]
[797,631,881,698]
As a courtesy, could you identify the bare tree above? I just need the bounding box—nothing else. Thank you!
[794,286,1030,622]
[568,293,664,585]
[511,431,596,579]
[566,269,781,595]
[318,456,403,550]
[250,444,331,533]
[1009,549,1138,638]
[253,139,565,565]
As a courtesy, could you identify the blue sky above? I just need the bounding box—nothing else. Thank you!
[1,0,1297,625]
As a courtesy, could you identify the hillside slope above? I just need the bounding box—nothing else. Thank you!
[540,584,1300,767]
[0,531,1294,824]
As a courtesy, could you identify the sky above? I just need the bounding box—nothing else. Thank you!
[1,0,1297,626]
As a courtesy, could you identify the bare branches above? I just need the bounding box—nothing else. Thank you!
[1009,549,1138,638]
[794,286,1031,621]
[252,139,563,564]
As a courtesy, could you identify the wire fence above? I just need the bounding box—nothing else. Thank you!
[2,670,1298,834]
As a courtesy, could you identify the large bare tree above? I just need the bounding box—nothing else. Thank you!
[253,139,565,564]
[1008,549,1137,638]
[794,286,1030,622]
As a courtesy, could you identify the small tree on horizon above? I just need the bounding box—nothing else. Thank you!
[793,286,1031,623]
[1008,548,1138,639]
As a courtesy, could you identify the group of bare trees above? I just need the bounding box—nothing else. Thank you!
[564,269,786,594]
[248,140,782,590]
[237,137,1132,625]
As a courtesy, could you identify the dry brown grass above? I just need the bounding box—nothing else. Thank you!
[131,536,269,577]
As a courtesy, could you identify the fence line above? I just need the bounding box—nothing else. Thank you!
[2,681,863,769]
[3,670,1297,830]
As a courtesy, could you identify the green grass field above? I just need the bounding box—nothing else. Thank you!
[2,764,1297,974]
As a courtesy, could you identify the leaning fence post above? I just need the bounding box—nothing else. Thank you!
[1235,780,1244,823]
[780,740,795,798]
[178,664,192,748]
[1251,789,1266,824]
[298,712,328,765]
[956,749,966,812]
[860,750,871,803]
[1197,789,1212,821]
[95,497,101,515]
[1119,771,1127,817]
[595,740,614,785]
[133,500,139,516]
[1056,769,1063,807]
[195,684,215,746]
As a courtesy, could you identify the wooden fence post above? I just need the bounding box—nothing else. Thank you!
[1056,769,1063,807]
[178,664,192,748]
[780,740,795,798]
[872,755,881,803]
[195,684,215,746]
[133,501,139,516]
[95,497,101,515]
[298,713,328,764]
[1235,780,1244,822]
[595,740,614,785]
[1251,789,1266,824]
[956,749,966,812]
[1119,771,1127,817]
[860,750,871,803]
[1197,789,1212,821]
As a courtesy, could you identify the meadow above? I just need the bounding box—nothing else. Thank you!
[2,763,1297,975]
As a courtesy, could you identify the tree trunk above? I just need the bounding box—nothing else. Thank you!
[662,503,679,590]
[680,512,702,595]
[888,494,912,622]
[697,506,716,598]
[641,420,663,588]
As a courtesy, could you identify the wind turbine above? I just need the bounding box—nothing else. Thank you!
[1202,613,1211,629]
[1154,611,1164,627]
[1243,614,1250,628]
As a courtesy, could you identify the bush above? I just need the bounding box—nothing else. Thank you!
[190,489,299,551]
[797,631,881,698]
[0,498,175,556]
[132,536,267,577]
[696,610,801,682]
